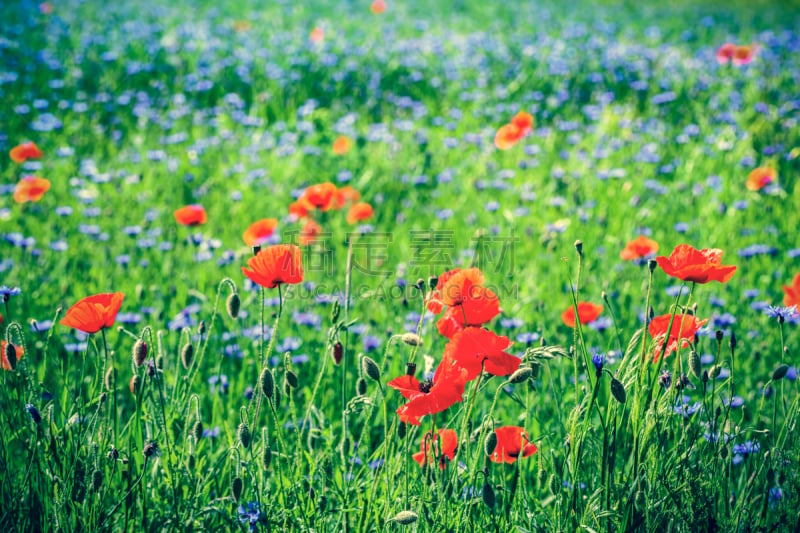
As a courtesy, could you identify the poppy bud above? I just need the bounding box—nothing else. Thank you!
[198,320,206,336]
[406,362,417,376]
[689,350,701,378]
[331,342,343,365]
[397,421,407,440]
[702,370,709,384]
[226,293,241,319]
[709,365,721,380]
[362,356,380,382]
[356,377,367,396]
[387,511,418,525]
[274,387,281,409]
[104,367,116,391]
[484,431,498,456]
[574,240,583,255]
[181,343,194,369]
[285,370,299,389]
[537,469,547,487]
[132,339,148,367]
[540,336,547,347]
[143,441,159,458]
[107,447,119,461]
[156,355,164,370]
[720,445,728,459]
[231,476,244,501]
[99,392,107,405]
[508,367,533,384]
[256,369,273,400]
[238,422,251,449]
[415,278,425,291]
[91,469,103,492]
[192,420,203,441]
[401,333,423,347]
[130,375,142,395]
[4,342,16,371]
[330,300,341,323]
[262,445,272,470]
[610,378,626,404]
[428,277,438,290]
[187,453,196,470]
[482,483,496,508]
[772,364,789,381]
[548,474,559,495]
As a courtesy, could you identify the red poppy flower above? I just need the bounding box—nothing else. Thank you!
[10,142,44,163]
[426,268,463,314]
[428,268,500,338]
[656,244,737,284]
[388,356,468,426]
[561,302,603,328]
[620,235,659,261]
[494,124,524,150]
[302,182,337,211]
[510,111,533,134]
[334,185,360,209]
[443,327,520,380]
[299,219,322,246]
[412,429,457,469]
[346,202,373,224]
[489,426,537,464]
[243,218,278,247]
[242,244,304,289]
[60,292,125,334]
[648,313,709,361]
[174,205,207,226]
[782,273,800,307]
[309,27,324,44]
[13,176,50,203]
[732,45,755,66]
[289,197,313,219]
[370,0,386,14]
[332,135,352,155]
[1,341,23,371]
[716,43,736,64]
[746,166,776,191]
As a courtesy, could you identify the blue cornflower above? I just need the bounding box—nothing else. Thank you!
[768,487,783,508]
[591,353,604,373]
[0,286,21,301]
[237,502,262,531]
[764,306,798,322]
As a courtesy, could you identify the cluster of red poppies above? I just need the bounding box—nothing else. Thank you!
[8,142,50,204]
[288,182,374,245]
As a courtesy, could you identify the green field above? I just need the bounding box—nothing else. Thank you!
[2,0,800,530]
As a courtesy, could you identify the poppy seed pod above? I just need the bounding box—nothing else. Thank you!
[362,356,380,381]
[226,293,241,319]
[508,367,533,384]
[772,364,789,381]
[401,333,422,347]
[331,342,343,365]
[689,351,702,378]
[5,343,17,370]
[388,510,418,525]
[260,368,275,399]
[181,343,194,369]
[482,483,496,508]
[610,378,626,404]
[132,339,147,367]
[238,422,251,449]
[231,476,243,501]
[484,431,498,456]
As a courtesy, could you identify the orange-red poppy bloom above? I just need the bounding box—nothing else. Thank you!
[746,166,776,191]
[346,202,373,224]
[388,356,468,426]
[561,302,603,328]
[242,244,304,289]
[334,185,360,208]
[332,135,352,155]
[299,219,322,246]
[370,0,386,14]
[1,341,23,370]
[289,197,313,219]
[443,327,521,380]
[620,235,659,261]
[656,244,737,284]
[716,43,736,64]
[489,426,537,464]
[428,268,500,338]
[309,27,324,44]
[412,429,457,469]
[510,111,534,133]
[494,124,525,150]
[174,205,207,226]
[13,176,50,203]
[732,45,755,66]
[302,182,337,211]
[648,313,708,361]
[60,292,125,334]
[10,141,44,163]
[243,218,278,247]
[782,273,800,307]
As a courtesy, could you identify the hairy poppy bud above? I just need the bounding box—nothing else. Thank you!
[330,299,341,323]
[130,375,142,395]
[548,474,559,495]
[401,333,423,347]
[709,365,721,380]
[702,370,709,384]
[192,420,203,441]
[772,364,789,381]
[238,422,251,449]
[415,278,426,291]
[71,460,86,503]
[356,377,367,396]
[132,339,147,367]
[91,469,103,493]
[262,445,272,470]
[610,378,626,404]
[99,392,107,405]
[285,370,299,389]
[484,431,498,456]
[104,366,116,391]
[260,368,274,399]
[387,511,418,525]
[482,483,495,508]
[5,343,17,370]
[508,367,532,384]
[331,342,343,365]
[689,350,701,378]
[362,356,380,382]
[143,441,159,458]
[187,453,196,470]
[397,421,407,440]
[540,336,547,347]
[231,476,243,501]
[226,293,241,319]
[181,343,194,369]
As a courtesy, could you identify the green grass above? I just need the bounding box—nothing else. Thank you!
[2,0,800,530]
